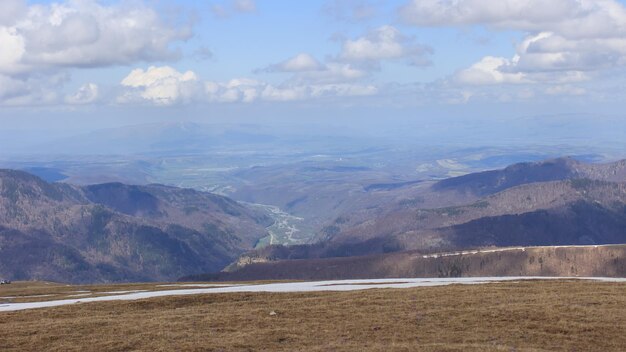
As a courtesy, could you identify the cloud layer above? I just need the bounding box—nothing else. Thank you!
[3,0,626,109]
[401,0,626,88]
[0,0,190,106]
[119,66,377,106]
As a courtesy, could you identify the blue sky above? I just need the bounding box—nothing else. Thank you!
[2,0,626,134]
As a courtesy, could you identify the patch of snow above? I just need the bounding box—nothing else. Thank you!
[1,277,625,312]
[157,284,236,288]
[420,244,622,259]
[98,290,148,294]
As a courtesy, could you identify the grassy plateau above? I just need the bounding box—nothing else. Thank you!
[1,280,625,351]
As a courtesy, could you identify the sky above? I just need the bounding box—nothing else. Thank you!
[2,0,626,136]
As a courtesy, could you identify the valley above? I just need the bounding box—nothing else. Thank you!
[246,203,310,248]
[2,155,626,284]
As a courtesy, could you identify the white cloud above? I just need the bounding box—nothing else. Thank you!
[456,56,526,85]
[259,83,377,102]
[339,25,432,66]
[304,63,368,83]
[261,53,324,73]
[0,26,26,74]
[257,26,428,98]
[399,0,622,36]
[120,66,377,105]
[0,0,26,27]
[0,72,68,106]
[259,54,367,85]
[65,83,99,105]
[260,85,308,102]
[512,32,626,73]
[310,83,378,98]
[120,66,200,106]
[0,74,28,101]
[401,0,626,94]
[0,0,191,107]
[204,79,376,103]
[0,0,189,75]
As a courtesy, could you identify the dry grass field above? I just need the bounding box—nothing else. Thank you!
[1,280,625,351]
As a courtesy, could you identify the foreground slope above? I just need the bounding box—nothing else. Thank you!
[2,281,625,351]
[0,169,271,283]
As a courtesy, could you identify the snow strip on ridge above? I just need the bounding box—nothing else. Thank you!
[1,277,625,312]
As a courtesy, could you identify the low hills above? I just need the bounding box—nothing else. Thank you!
[433,157,626,196]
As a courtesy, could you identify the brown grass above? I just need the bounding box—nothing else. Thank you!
[1,281,625,351]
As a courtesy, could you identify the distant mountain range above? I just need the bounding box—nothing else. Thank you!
[216,158,626,279]
[0,169,272,283]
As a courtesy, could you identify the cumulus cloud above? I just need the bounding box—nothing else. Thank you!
[0,0,190,74]
[0,74,29,102]
[0,0,26,27]
[400,0,583,29]
[399,0,626,38]
[0,0,191,106]
[205,78,263,103]
[0,72,68,106]
[120,66,200,106]
[204,78,377,103]
[260,53,324,73]
[65,83,99,105]
[256,25,429,97]
[119,66,376,105]
[401,0,626,92]
[456,56,527,85]
[258,53,367,85]
[339,25,433,66]
[298,63,368,84]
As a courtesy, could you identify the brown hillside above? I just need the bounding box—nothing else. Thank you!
[190,245,626,282]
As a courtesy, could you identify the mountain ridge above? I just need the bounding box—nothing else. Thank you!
[222,158,626,273]
[0,169,272,283]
